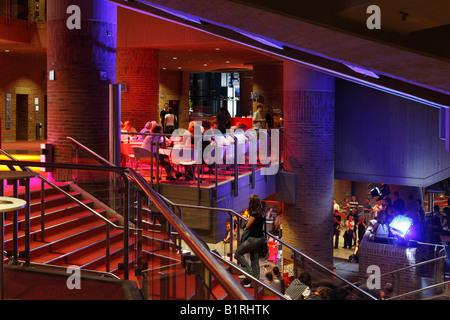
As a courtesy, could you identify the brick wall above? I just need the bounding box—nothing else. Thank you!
[117,47,160,132]
[159,70,190,129]
[0,51,47,142]
[252,63,283,112]
[47,0,117,180]
[359,238,420,299]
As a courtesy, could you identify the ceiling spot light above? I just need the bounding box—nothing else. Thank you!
[5,49,10,52]
[226,61,230,64]
[173,57,178,60]
[215,48,220,51]
[178,67,182,69]
[203,64,208,67]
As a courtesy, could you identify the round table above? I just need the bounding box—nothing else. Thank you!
[0,171,36,300]
[0,196,28,300]
[0,197,26,212]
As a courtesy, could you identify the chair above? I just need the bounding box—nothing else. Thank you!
[131,146,154,173]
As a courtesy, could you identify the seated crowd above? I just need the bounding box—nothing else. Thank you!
[119,116,252,182]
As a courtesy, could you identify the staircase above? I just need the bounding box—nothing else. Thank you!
[2,181,277,300]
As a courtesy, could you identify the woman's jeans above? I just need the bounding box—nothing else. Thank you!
[234,236,265,279]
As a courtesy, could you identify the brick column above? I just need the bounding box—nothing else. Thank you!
[47,0,117,180]
[117,47,160,131]
[283,61,335,268]
[252,63,283,112]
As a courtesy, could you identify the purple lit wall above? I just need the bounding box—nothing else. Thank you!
[335,79,450,188]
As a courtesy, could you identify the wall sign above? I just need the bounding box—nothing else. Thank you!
[5,93,11,129]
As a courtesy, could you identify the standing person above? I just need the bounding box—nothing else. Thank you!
[252,105,265,130]
[265,106,274,129]
[333,210,341,249]
[160,103,169,132]
[349,195,359,213]
[164,108,177,134]
[348,208,359,246]
[356,214,367,243]
[362,198,373,222]
[216,107,228,134]
[333,199,340,212]
[393,192,405,215]
[343,215,355,249]
[272,211,282,238]
[234,194,266,287]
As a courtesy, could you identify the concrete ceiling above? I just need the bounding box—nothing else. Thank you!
[109,0,450,108]
[1,0,448,108]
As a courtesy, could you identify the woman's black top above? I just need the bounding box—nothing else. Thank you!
[248,210,264,238]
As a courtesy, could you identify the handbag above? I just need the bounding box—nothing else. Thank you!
[240,229,250,244]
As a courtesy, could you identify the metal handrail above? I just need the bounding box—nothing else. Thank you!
[156,196,379,300]
[125,168,253,300]
[0,157,252,300]
[67,137,114,167]
[212,251,288,300]
[386,281,450,300]
[380,248,447,278]
[0,151,124,230]
[67,138,253,299]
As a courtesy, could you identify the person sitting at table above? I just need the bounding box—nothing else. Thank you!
[236,122,248,131]
[142,125,181,181]
[178,121,199,180]
[121,120,137,141]
[137,121,156,141]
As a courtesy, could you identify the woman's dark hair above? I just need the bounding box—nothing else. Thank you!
[152,125,162,134]
[248,194,263,217]
[298,271,311,286]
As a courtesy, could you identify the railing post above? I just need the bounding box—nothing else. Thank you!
[40,179,45,242]
[12,180,18,265]
[24,177,31,267]
[136,191,143,276]
[123,175,130,280]
[105,222,110,273]
[0,211,4,300]
[233,135,239,197]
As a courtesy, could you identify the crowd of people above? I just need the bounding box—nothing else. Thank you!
[334,192,450,248]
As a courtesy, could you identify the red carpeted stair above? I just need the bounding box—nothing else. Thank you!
[2,182,279,300]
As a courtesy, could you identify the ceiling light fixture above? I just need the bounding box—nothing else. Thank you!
[344,64,380,79]
[238,31,284,50]
[141,2,202,24]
